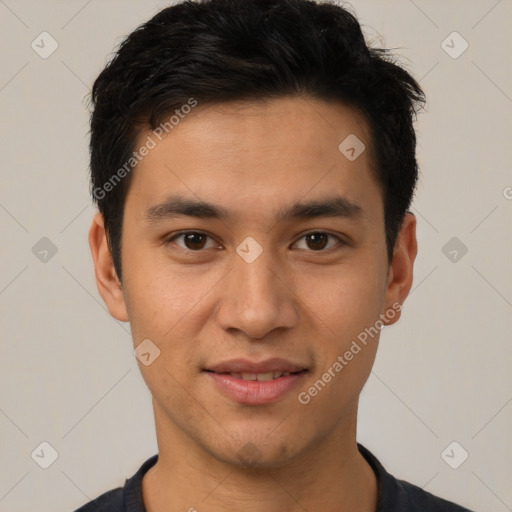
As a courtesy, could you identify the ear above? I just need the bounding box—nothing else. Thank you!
[88,212,129,322]
[381,212,417,326]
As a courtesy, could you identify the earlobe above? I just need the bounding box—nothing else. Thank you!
[382,212,418,326]
[88,212,129,322]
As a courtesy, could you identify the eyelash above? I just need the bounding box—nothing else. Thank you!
[165,230,345,252]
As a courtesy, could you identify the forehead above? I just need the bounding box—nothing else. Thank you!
[125,97,382,225]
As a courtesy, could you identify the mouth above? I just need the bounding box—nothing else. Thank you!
[204,370,307,381]
[203,358,309,405]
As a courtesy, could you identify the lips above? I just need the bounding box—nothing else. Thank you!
[203,358,308,405]
[204,357,308,374]
[223,371,294,381]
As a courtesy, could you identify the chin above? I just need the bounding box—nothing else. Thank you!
[205,431,303,470]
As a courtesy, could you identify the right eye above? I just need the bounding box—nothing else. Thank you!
[165,231,220,251]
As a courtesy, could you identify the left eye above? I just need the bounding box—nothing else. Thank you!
[293,232,342,251]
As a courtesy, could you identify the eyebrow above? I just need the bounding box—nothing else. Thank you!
[143,195,364,224]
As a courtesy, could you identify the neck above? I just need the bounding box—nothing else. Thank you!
[142,403,377,512]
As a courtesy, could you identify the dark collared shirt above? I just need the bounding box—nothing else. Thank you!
[73,444,476,511]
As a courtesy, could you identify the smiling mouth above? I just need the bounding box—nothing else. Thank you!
[203,369,308,405]
[204,370,307,381]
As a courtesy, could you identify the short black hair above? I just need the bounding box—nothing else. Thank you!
[89,0,425,282]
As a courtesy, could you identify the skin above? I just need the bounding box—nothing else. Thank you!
[89,96,417,512]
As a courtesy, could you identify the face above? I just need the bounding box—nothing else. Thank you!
[91,96,416,469]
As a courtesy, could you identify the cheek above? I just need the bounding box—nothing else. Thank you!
[121,255,224,404]
[295,289,382,427]
[121,250,222,343]
[292,261,385,406]
[295,260,386,342]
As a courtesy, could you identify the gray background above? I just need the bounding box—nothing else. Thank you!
[1,1,511,511]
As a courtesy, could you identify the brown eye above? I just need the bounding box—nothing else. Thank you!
[183,233,207,250]
[168,232,217,251]
[293,232,342,251]
[306,233,328,250]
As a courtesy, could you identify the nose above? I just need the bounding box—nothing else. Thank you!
[215,247,299,340]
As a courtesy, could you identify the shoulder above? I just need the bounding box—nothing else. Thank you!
[390,476,476,511]
[72,487,123,512]
[357,444,476,512]
[71,454,158,512]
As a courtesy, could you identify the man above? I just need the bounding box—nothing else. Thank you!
[77,0,475,510]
